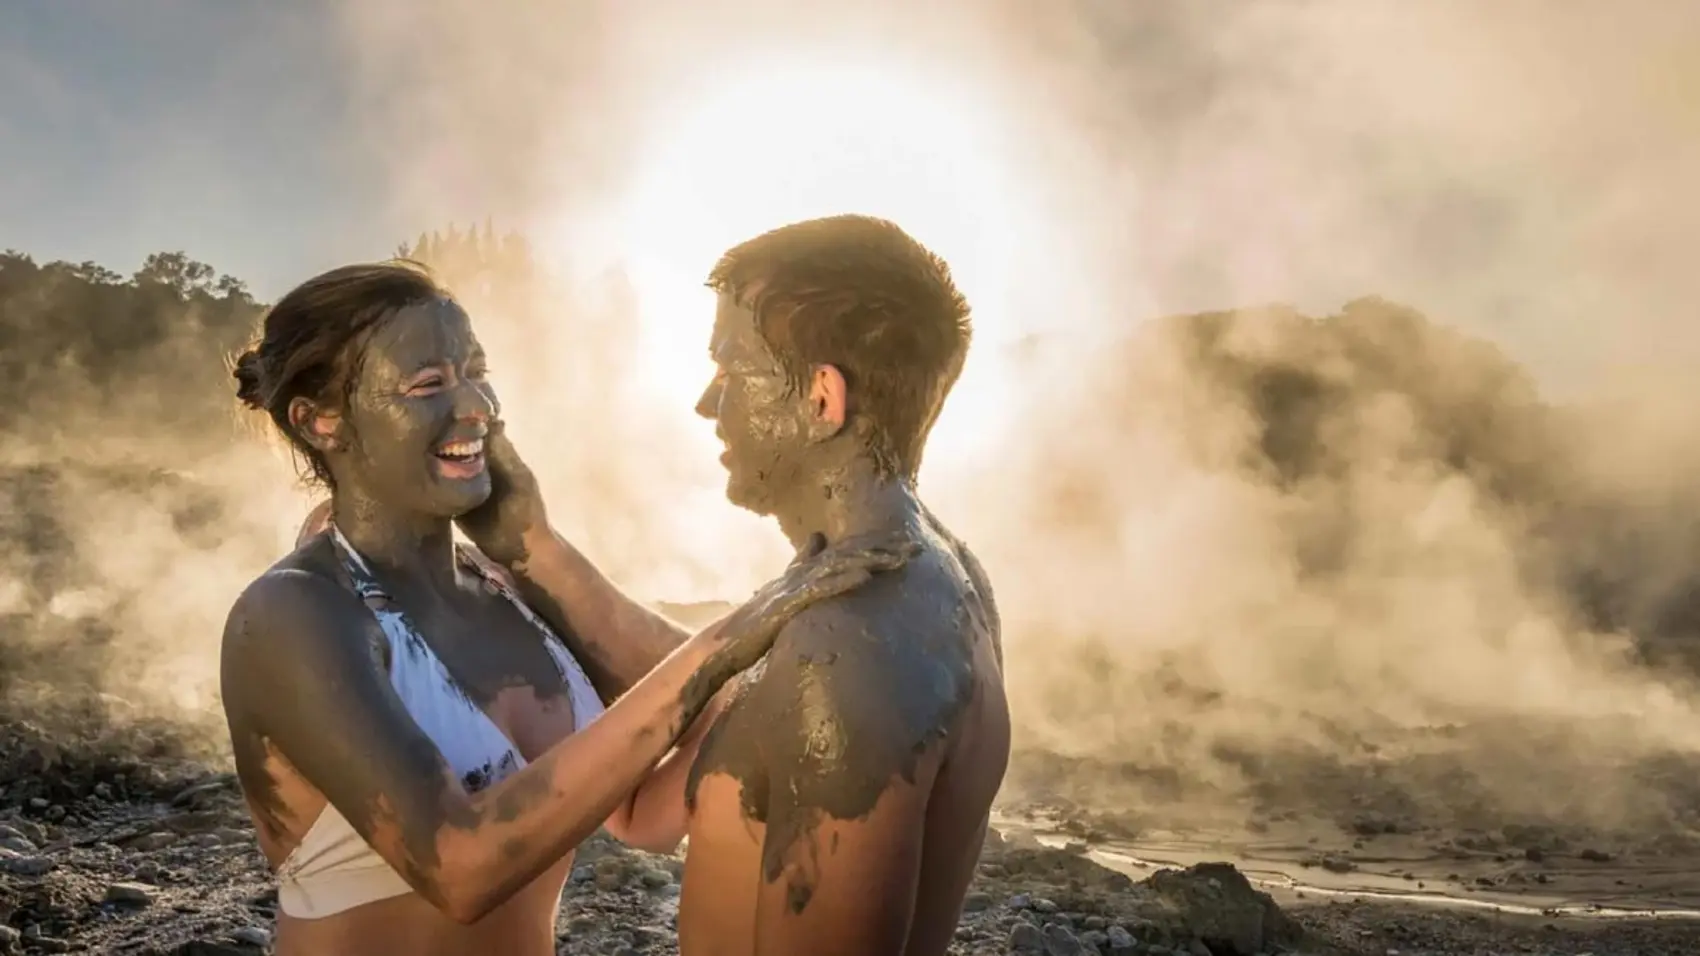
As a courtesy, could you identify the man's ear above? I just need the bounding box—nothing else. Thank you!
[805,364,848,441]
[288,396,344,453]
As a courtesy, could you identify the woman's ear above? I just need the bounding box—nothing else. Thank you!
[289,396,344,453]
[805,364,848,442]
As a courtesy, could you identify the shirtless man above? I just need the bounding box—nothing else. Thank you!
[432,215,1006,954]
[677,215,1010,955]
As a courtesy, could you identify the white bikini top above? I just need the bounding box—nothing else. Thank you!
[275,527,605,920]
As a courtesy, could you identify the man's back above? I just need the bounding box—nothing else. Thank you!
[678,516,1008,955]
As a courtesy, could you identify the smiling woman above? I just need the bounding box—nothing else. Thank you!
[599,52,1043,463]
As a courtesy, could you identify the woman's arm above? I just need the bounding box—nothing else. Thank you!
[499,526,697,703]
[223,568,726,925]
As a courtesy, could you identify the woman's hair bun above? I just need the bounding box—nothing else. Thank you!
[232,348,266,411]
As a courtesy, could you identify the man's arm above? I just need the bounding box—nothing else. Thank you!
[602,686,733,853]
[295,499,333,548]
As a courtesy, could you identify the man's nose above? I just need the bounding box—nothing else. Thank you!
[694,380,721,421]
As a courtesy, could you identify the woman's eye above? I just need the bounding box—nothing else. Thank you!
[411,376,444,391]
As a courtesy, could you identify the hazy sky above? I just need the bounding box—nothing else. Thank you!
[0,1,402,297]
[4,0,1697,389]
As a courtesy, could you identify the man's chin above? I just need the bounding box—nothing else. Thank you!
[723,476,772,516]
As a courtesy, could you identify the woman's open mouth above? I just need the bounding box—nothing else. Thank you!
[433,438,486,480]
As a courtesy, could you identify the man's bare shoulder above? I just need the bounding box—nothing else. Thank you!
[721,547,977,773]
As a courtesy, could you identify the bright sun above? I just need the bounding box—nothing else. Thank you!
[588,51,1041,468]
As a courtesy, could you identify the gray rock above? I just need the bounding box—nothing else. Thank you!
[0,836,35,855]
[1105,924,1138,955]
[1148,862,1302,955]
[0,851,54,877]
[231,926,272,947]
[1009,920,1045,953]
[1033,897,1060,914]
[105,882,156,905]
[962,891,994,913]
[1042,923,1083,956]
[131,832,177,852]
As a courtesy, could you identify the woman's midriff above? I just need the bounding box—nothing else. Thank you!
[273,854,575,956]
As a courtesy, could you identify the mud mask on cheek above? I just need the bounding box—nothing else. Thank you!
[738,367,806,445]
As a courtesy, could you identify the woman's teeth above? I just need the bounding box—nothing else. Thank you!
[437,439,484,460]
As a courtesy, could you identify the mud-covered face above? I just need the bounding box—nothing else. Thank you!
[695,293,813,514]
[337,299,498,518]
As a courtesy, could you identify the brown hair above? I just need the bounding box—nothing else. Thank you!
[706,215,972,478]
[231,260,450,486]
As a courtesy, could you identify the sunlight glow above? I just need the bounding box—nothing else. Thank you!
[594,51,1045,465]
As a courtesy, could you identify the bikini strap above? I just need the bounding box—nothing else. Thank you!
[328,525,391,604]
[457,545,602,702]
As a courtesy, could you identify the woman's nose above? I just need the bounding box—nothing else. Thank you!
[454,380,495,422]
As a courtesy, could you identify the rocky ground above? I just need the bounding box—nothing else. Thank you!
[3,713,1700,955]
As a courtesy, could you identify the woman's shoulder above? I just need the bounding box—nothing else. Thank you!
[224,537,367,654]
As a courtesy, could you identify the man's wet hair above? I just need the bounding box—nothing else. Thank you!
[231,259,451,487]
[707,214,973,478]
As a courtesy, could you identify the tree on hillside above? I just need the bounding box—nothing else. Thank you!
[396,218,537,299]
[0,250,262,444]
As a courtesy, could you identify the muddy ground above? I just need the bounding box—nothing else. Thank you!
[1,706,1699,955]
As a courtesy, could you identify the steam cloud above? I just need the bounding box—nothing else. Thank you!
[6,0,1700,837]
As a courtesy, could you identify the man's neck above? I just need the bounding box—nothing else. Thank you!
[775,454,921,550]
[331,489,459,592]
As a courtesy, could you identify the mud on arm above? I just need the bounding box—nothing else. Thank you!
[223,568,722,924]
[498,526,695,703]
